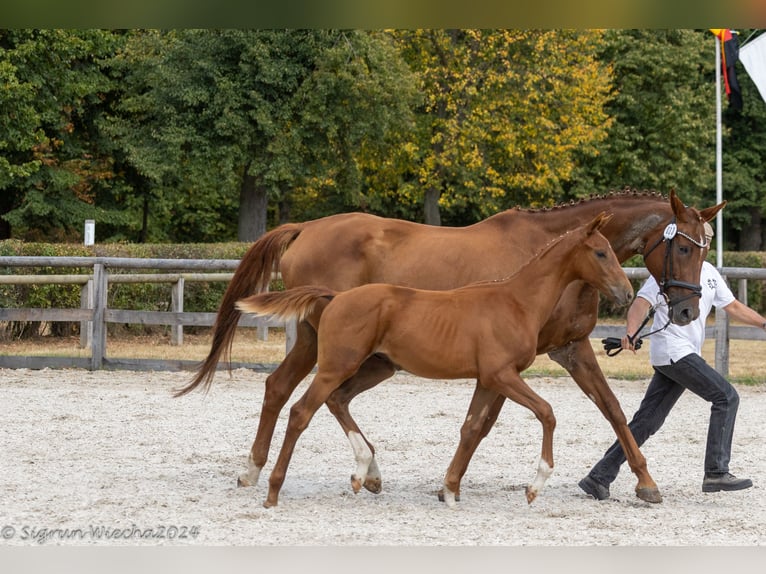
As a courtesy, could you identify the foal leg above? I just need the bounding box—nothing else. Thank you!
[549,339,662,503]
[438,382,505,504]
[324,353,396,494]
[440,385,503,507]
[443,369,556,505]
[238,320,318,488]
[265,369,355,508]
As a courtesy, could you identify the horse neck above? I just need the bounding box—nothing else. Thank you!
[498,232,588,326]
[487,193,672,262]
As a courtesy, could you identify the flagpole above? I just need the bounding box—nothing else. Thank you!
[715,35,724,268]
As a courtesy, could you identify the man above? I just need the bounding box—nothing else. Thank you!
[580,222,764,500]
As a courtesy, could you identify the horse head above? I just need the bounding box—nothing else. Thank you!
[578,212,634,307]
[642,190,726,325]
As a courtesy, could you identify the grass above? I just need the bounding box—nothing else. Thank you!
[1,327,765,384]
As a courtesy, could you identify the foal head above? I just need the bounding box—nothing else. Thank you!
[569,213,634,306]
[641,191,724,325]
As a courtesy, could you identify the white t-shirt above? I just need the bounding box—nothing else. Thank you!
[636,261,735,366]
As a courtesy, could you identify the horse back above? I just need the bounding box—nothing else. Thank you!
[279,212,545,292]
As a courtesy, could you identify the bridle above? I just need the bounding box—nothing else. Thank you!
[642,217,708,311]
[603,217,708,356]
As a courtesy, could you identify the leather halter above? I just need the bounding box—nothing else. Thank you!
[642,217,708,310]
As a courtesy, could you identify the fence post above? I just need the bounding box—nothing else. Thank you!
[714,305,729,377]
[91,263,107,370]
[171,277,184,346]
[80,278,93,349]
[738,278,748,306]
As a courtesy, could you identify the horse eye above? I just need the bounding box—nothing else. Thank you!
[679,245,690,255]
[596,250,607,259]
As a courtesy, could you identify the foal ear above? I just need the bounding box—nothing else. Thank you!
[586,212,613,235]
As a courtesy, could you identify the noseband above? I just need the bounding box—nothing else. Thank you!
[643,217,708,310]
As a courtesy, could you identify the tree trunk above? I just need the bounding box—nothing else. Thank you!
[238,171,268,241]
[424,187,442,226]
[738,208,762,251]
[139,193,149,243]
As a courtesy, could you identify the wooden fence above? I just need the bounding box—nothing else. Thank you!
[1,256,765,376]
[0,256,291,372]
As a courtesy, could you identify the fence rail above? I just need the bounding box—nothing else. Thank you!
[1,256,765,376]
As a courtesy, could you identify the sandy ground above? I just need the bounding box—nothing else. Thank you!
[1,366,766,548]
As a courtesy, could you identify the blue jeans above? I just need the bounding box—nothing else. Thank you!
[588,353,740,485]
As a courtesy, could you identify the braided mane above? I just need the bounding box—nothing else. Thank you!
[512,188,666,213]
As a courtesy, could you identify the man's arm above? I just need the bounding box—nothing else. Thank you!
[723,298,766,329]
[621,296,653,353]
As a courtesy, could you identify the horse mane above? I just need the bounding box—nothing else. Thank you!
[509,188,666,214]
[463,225,584,288]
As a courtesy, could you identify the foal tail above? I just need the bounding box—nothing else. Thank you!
[173,224,303,398]
[235,286,337,324]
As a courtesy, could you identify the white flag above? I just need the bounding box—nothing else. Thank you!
[740,33,766,104]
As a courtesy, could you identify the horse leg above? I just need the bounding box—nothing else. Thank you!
[264,368,355,508]
[324,353,396,494]
[438,382,505,504]
[441,384,503,507]
[476,367,556,504]
[548,338,662,503]
[238,320,318,488]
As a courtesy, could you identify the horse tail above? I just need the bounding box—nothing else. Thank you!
[235,286,337,323]
[173,224,303,398]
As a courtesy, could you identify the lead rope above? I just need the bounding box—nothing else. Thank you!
[602,303,672,356]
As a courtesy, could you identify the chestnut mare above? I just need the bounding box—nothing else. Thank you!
[175,190,725,504]
[236,214,633,507]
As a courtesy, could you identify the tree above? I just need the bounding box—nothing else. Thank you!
[385,29,612,226]
[123,30,418,241]
[567,30,716,207]
[0,29,122,241]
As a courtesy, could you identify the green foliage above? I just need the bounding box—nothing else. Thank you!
[568,30,715,207]
[2,29,766,249]
[0,29,123,241]
[381,30,612,225]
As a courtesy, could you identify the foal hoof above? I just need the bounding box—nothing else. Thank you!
[636,486,663,504]
[237,475,255,488]
[525,486,538,504]
[363,476,382,494]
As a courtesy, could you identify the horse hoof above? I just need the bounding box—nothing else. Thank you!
[525,486,538,504]
[237,477,249,488]
[636,487,663,504]
[350,475,363,494]
[437,489,460,503]
[263,498,278,509]
[363,476,382,494]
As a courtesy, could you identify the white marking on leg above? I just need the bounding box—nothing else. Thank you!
[442,483,458,508]
[237,452,262,487]
[347,431,373,491]
[527,458,553,500]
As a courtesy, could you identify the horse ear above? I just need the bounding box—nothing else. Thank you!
[586,212,613,234]
[699,200,727,223]
[669,189,686,219]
